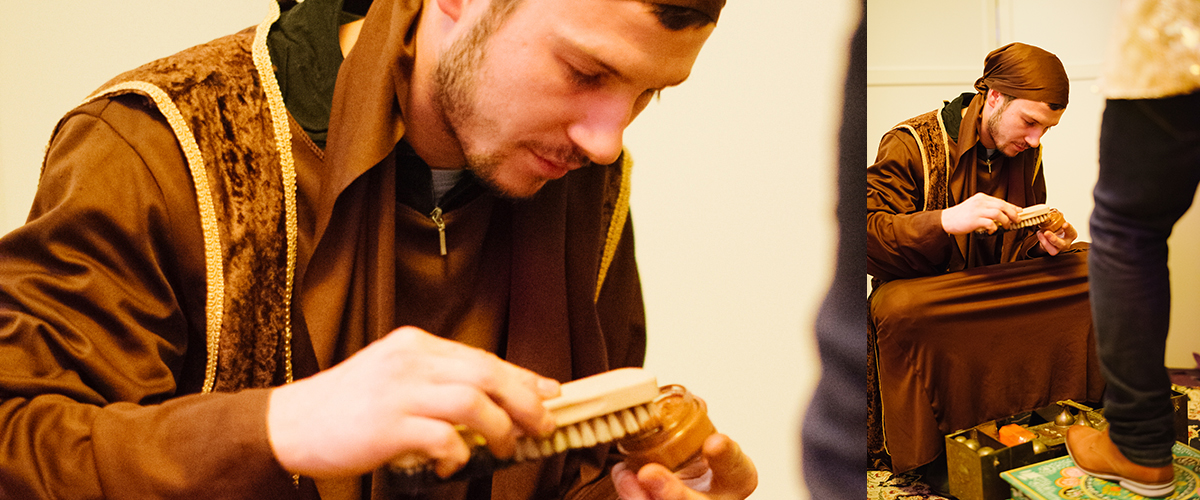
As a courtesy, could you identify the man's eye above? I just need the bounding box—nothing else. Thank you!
[568,67,603,87]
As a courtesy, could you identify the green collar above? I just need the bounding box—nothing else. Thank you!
[267,0,364,149]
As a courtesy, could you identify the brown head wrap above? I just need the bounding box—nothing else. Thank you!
[647,0,726,23]
[973,42,1070,108]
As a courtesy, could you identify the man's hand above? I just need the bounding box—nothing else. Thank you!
[1036,221,1078,256]
[941,192,1022,235]
[266,326,560,479]
[611,434,757,500]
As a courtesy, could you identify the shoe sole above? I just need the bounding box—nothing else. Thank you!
[1066,445,1176,498]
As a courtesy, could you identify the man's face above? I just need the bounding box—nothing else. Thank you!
[982,91,1065,157]
[433,0,714,198]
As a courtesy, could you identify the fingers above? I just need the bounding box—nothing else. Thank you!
[1061,221,1078,243]
[384,418,475,478]
[382,328,560,439]
[613,462,653,500]
[1037,225,1074,256]
[996,203,1020,229]
[610,435,757,500]
[703,434,758,499]
[973,217,1000,235]
[943,194,1021,235]
[635,463,696,500]
[983,203,1018,231]
[268,326,562,479]
[475,362,560,439]
[395,383,522,459]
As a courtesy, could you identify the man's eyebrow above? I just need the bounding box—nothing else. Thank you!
[557,35,626,78]
[1023,111,1057,128]
[558,36,687,88]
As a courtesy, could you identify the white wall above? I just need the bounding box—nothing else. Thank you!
[0,1,856,498]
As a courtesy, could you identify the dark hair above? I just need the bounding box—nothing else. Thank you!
[651,4,715,30]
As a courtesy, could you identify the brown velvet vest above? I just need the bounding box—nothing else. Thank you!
[82,16,298,394]
[893,110,951,212]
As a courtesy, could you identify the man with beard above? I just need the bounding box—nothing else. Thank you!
[0,0,757,499]
[866,42,1103,481]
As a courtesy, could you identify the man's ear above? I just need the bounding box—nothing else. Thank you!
[436,0,468,22]
[986,88,1002,108]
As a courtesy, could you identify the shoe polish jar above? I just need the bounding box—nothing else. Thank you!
[617,384,716,471]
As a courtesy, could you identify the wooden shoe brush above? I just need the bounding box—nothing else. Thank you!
[385,367,664,490]
[974,204,1065,235]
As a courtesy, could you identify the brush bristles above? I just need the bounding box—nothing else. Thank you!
[513,402,657,462]
[388,402,659,484]
[1009,212,1051,229]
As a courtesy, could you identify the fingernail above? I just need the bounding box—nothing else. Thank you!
[537,378,561,397]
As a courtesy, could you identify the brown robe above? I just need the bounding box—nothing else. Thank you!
[0,2,644,499]
[866,94,1104,472]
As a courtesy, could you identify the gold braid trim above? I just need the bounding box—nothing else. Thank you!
[253,0,298,385]
[894,124,931,209]
[82,81,226,393]
[1034,145,1043,185]
[595,150,633,302]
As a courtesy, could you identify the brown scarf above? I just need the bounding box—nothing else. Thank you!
[315,0,423,248]
[973,42,1070,107]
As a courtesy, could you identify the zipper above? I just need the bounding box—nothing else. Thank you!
[430,207,447,256]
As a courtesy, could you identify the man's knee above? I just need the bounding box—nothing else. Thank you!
[869,279,934,332]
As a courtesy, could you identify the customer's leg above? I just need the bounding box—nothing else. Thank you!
[1090,93,1200,466]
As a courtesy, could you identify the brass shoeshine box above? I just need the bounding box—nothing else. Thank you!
[945,393,1188,500]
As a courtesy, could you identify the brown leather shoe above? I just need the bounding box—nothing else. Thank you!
[1065,425,1175,497]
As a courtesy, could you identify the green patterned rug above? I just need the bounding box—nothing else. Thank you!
[868,470,955,499]
[1002,442,1200,500]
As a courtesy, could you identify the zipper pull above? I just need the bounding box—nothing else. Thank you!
[430,207,447,256]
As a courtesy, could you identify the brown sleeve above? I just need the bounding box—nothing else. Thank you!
[0,98,298,499]
[1018,155,1052,259]
[866,129,956,281]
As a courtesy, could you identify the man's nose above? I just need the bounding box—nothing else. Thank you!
[567,96,631,166]
[1027,129,1046,148]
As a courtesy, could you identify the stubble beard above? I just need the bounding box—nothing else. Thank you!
[985,98,1026,158]
[432,0,593,200]
[432,0,546,200]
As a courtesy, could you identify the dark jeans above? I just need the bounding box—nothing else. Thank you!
[1090,91,1200,467]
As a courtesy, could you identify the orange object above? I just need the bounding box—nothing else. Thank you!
[618,385,716,471]
[1038,209,1066,233]
[998,424,1036,447]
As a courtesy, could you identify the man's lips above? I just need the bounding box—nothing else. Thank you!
[532,151,582,179]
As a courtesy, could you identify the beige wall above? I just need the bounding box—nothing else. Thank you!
[0,1,857,498]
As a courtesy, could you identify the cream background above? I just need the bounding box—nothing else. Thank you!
[0,1,857,498]
[869,0,1200,368]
